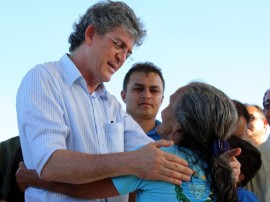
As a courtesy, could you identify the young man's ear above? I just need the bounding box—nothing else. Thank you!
[160,95,164,105]
[237,173,245,186]
[121,90,127,103]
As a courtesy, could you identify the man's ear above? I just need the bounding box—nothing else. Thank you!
[161,95,164,104]
[121,90,127,103]
[263,118,269,128]
[238,173,245,185]
[85,25,95,45]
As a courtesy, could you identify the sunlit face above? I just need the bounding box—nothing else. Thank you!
[263,90,270,124]
[85,26,134,85]
[121,72,164,121]
[157,87,184,139]
[245,106,267,139]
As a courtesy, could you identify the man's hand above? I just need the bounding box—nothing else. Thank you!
[131,140,193,185]
[16,162,32,192]
[221,148,241,183]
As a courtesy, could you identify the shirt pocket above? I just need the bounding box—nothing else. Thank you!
[105,122,124,153]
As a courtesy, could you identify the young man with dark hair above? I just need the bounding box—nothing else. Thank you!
[121,62,165,140]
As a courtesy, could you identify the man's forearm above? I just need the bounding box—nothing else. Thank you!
[41,149,136,184]
[41,140,193,185]
[16,165,119,199]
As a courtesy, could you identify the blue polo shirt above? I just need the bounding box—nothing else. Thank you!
[146,120,162,141]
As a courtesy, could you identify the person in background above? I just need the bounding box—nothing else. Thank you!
[231,99,250,139]
[16,82,239,202]
[246,88,270,201]
[16,1,193,201]
[121,62,164,140]
[0,136,23,202]
[263,88,270,124]
[228,135,261,202]
[244,104,268,146]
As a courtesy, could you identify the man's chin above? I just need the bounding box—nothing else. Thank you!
[103,77,111,83]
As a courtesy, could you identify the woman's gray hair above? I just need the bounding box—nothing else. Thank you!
[69,1,146,52]
[173,82,239,202]
[174,82,238,145]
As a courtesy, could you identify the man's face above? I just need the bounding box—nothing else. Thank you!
[246,106,267,139]
[263,90,270,124]
[86,26,134,84]
[121,72,164,121]
[157,87,184,139]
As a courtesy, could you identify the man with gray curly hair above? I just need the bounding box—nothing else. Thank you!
[16,1,193,201]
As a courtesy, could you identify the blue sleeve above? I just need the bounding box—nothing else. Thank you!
[112,175,144,195]
[237,187,259,202]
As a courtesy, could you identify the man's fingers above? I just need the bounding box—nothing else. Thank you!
[134,142,194,185]
[159,151,193,184]
[221,149,241,183]
[224,148,241,158]
[157,173,182,186]
[158,165,192,185]
[151,139,174,148]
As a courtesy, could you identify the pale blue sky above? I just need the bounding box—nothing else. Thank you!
[0,0,269,141]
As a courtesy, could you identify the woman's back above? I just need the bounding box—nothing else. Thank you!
[113,145,214,202]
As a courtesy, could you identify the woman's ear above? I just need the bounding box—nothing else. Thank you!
[173,122,182,132]
[170,121,183,143]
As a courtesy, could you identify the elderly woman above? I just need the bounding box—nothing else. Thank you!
[16,82,238,202]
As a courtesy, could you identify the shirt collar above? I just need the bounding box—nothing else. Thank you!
[147,120,161,135]
[60,54,108,100]
[60,54,82,86]
[95,83,108,100]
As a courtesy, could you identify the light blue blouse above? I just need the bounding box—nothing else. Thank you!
[113,146,213,202]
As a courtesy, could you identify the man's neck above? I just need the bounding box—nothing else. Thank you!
[134,118,156,133]
[248,134,267,147]
[69,51,99,93]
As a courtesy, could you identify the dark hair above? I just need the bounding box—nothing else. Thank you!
[228,135,261,187]
[232,99,250,123]
[174,82,238,202]
[69,1,146,52]
[263,88,270,104]
[122,62,165,92]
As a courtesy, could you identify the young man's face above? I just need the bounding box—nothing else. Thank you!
[121,72,164,121]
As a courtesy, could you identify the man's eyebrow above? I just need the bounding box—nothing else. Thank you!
[133,83,161,88]
[150,85,161,89]
[132,83,144,87]
[114,37,133,53]
[114,37,126,46]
